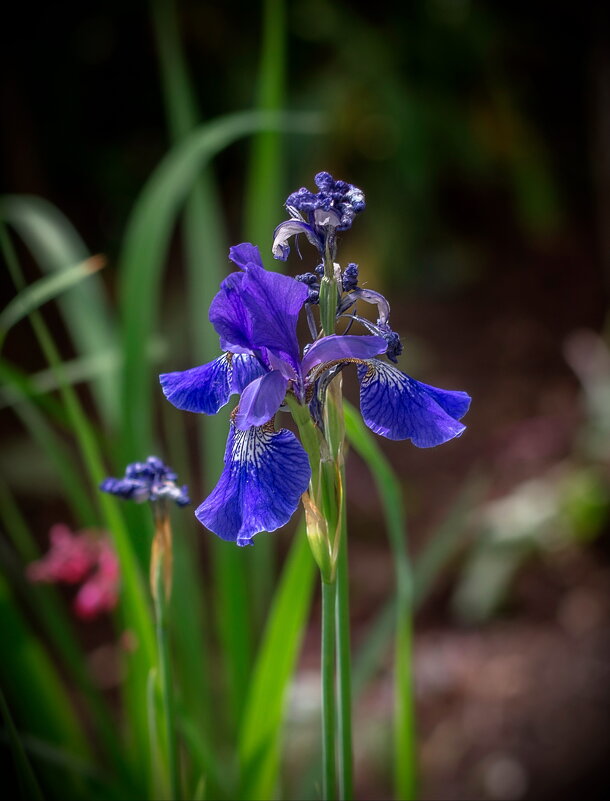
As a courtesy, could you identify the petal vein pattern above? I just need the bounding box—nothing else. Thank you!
[234,370,288,430]
[357,359,471,446]
[209,272,255,353]
[160,353,264,414]
[240,265,308,368]
[301,334,388,375]
[196,425,311,546]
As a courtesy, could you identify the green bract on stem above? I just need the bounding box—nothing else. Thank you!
[285,393,334,583]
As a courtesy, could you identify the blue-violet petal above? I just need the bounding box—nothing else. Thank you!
[160,353,266,415]
[229,242,264,271]
[160,355,231,414]
[241,265,308,369]
[196,424,311,546]
[234,370,288,430]
[229,353,267,393]
[357,359,470,447]
[209,272,255,353]
[301,334,387,375]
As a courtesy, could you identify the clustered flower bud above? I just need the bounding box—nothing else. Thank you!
[285,171,366,232]
[100,455,190,507]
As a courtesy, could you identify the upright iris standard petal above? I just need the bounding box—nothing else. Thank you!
[412,380,472,421]
[234,370,288,430]
[241,265,308,368]
[301,334,388,375]
[209,272,255,353]
[196,424,311,546]
[229,242,264,270]
[357,359,470,447]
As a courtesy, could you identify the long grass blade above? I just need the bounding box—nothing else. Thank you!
[0,575,89,758]
[117,105,321,741]
[0,256,104,341]
[344,401,417,800]
[244,0,286,246]
[352,472,482,693]
[0,195,118,424]
[0,483,128,780]
[118,109,323,464]
[1,224,156,785]
[150,0,227,749]
[0,342,166,413]
[239,526,316,800]
[242,0,288,637]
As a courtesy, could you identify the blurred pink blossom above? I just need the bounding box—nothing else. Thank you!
[27,525,119,619]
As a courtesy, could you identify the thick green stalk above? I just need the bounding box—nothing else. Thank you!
[321,304,354,799]
[321,579,337,801]
[335,475,354,801]
[343,403,418,800]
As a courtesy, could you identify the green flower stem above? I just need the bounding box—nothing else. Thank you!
[323,372,354,800]
[285,394,322,490]
[335,473,354,801]
[319,274,339,338]
[320,247,354,799]
[321,577,337,801]
[152,507,180,801]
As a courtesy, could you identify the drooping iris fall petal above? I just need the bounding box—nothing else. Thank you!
[196,424,311,546]
[160,353,265,415]
[357,359,471,447]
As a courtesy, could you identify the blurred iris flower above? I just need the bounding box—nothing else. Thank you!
[100,455,189,507]
[160,183,470,546]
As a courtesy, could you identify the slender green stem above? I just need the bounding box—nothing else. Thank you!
[321,579,337,801]
[152,511,180,801]
[343,402,418,799]
[319,249,354,798]
[335,477,354,800]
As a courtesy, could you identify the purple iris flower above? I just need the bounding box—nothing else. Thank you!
[159,243,470,546]
[160,244,387,546]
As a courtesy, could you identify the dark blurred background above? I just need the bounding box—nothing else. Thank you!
[2,2,610,799]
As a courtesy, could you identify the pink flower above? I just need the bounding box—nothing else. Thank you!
[28,526,120,620]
